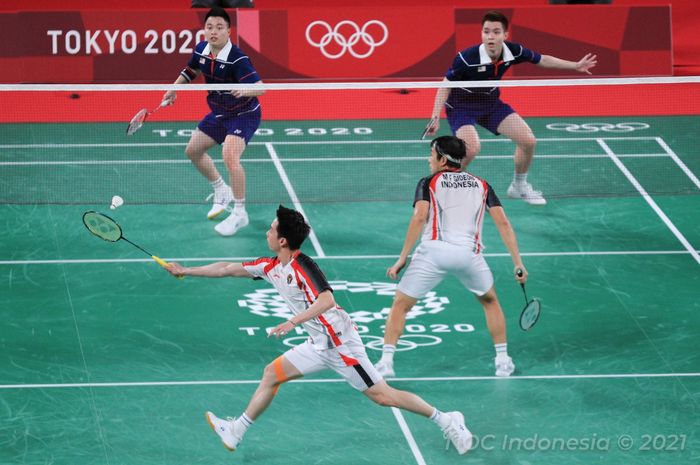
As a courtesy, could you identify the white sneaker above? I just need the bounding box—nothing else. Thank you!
[507,182,547,205]
[375,360,395,378]
[207,186,233,219]
[214,211,249,237]
[495,354,515,377]
[205,411,244,451]
[442,411,473,455]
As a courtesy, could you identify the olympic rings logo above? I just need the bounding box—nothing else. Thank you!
[281,334,443,352]
[305,20,389,59]
[546,122,650,133]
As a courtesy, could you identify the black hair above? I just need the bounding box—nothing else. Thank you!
[482,10,509,31]
[276,205,310,250]
[431,136,466,168]
[205,7,231,27]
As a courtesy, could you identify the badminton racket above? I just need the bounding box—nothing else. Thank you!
[126,101,169,136]
[421,116,439,140]
[515,268,541,331]
[82,211,182,278]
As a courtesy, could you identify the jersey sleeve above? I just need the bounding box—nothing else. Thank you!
[181,41,204,82]
[295,254,333,295]
[511,42,541,65]
[445,53,467,81]
[484,181,502,208]
[241,257,276,281]
[413,175,433,206]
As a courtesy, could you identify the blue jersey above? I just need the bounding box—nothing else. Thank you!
[181,39,261,116]
[445,41,541,108]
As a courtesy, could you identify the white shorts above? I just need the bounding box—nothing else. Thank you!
[398,240,494,298]
[283,331,383,391]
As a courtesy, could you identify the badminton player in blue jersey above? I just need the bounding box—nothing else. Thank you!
[424,10,597,205]
[162,7,264,236]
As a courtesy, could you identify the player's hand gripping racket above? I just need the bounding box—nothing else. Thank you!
[421,116,439,140]
[126,101,169,136]
[515,268,541,331]
[82,211,182,279]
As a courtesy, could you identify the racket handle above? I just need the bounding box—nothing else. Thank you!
[152,255,184,280]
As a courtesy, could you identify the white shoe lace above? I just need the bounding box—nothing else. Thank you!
[443,423,461,451]
[520,183,543,199]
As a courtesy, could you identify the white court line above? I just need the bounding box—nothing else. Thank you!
[598,139,700,265]
[265,142,326,258]
[1,250,698,266]
[2,372,699,390]
[0,136,661,150]
[0,153,671,167]
[654,137,700,190]
[391,407,428,465]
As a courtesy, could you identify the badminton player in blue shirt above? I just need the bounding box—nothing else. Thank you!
[424,10,597,205]
[162,7,264,236]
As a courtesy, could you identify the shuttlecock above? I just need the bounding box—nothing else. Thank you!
[110,195,124,210]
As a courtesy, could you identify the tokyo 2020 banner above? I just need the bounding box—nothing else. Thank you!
[0,6,671,83]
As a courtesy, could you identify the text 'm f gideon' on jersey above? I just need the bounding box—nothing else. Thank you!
[440,173,481,189]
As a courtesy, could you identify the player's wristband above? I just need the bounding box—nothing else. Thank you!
[288,319,297,327]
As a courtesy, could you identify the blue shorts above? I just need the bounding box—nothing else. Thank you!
[197,106,261,145]
[446,97,515,135]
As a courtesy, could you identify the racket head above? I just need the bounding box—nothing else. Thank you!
[519,298,541,331]
[82,211,123,242]
[126,108,148,135]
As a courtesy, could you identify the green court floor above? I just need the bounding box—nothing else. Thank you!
[1,116,699,464]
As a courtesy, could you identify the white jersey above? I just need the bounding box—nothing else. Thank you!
[414,168,501,252]
[243,252,357,353]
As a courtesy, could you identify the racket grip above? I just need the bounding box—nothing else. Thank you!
[152,255,184,280]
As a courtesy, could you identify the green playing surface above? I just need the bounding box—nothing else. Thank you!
[1,116,699,464]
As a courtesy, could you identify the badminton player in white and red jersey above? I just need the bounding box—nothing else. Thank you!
[375,136,528,378]
[164,205,473,456]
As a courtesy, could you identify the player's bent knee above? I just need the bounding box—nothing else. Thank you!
[393,293,416,314]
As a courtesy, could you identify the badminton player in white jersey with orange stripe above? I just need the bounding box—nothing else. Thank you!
[375,136,528,378]
[164,205,473,455]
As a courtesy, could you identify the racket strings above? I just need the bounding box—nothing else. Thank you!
[83,211,122,242]
[126,109,148,135]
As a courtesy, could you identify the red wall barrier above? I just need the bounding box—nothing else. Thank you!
[0,6,671,83]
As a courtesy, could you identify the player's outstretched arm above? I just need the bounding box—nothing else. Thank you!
[488,206,527,283]
[388,201,429,280]
[538,53,597,74]
[165,261,254,279]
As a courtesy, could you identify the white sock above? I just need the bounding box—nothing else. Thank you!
[233,198,246,215]
[495,343,508,358]
[380,344,396,363]
[430,408,451,429]
[235,413,254,435]
[513,173,527,186]
[210,176,226,191]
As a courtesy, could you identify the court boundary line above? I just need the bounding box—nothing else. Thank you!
[654,137,700,190]
[2,250,698,266]
[391,407,427,465]
[598,139,700,265]
[265,142,326,257]
[0,136,668,150]
[0,153,673,167]
[2,372,699,390]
